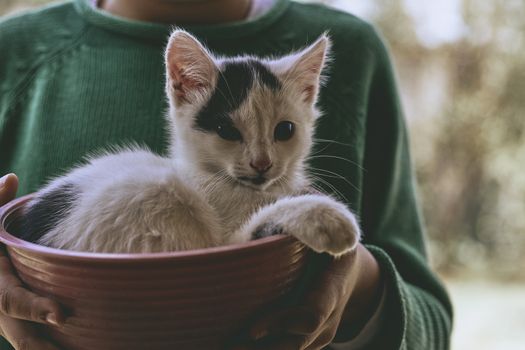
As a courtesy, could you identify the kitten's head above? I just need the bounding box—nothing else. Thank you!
[165,30,330,192]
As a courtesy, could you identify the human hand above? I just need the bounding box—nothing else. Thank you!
[233,244,382,350]
[0,174,64,350]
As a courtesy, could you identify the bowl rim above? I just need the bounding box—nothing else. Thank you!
[0,194,294,262]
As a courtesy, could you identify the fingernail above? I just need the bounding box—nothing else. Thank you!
[0,174,10,188]
[45,313,59,326]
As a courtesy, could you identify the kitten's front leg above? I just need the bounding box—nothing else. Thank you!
[240,194,361,257]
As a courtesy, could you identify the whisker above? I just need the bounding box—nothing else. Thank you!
[308,174,350,204]
[216,68,237,111]
[308,182,326,195]
[310,141,332,157]
[312,176,349,203]
[312,137,356,148]
[307,155,366,172]
[202,169,229,194]
[309,166,348,180]
[308,167,361,193]
[273,176,287,193]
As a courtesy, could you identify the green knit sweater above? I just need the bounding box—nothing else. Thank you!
[0,0,452,349]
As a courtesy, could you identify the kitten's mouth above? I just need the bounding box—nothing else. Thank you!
[238,176,267,186]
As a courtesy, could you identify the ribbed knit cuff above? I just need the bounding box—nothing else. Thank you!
[364,245,407,350]
[0,337,13,350]
[330,283,388,349]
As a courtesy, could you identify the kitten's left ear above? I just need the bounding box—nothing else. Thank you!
[273,34,331,105]
[165,30,218,106]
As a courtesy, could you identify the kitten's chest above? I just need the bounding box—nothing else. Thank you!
[208,188,276,233]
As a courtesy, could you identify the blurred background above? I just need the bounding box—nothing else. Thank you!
[2,0,525,349]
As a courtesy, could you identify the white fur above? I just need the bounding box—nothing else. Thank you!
[30,30,361,255]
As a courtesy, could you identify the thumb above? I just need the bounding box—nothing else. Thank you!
[0,174,18,206]
[0,254,65,326]
[0,314,63,350]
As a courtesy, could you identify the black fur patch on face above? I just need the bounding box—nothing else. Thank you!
[250,60,281,91]
[195,60,281,132]
[20,183,77,243]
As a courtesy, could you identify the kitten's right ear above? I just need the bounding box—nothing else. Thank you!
[165,30,218,105]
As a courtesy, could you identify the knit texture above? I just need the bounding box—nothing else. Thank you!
[0,1,452,349]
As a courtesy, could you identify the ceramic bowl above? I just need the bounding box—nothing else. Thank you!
[0,195,309,350]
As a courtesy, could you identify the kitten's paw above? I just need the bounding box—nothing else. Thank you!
[291,199,360,256]
[246,195,360,256]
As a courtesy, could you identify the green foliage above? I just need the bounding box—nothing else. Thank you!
[0,0,52,15]
[373,0,525,279]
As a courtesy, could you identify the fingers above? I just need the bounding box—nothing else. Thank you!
[245,308,335,349]
[239,255,358,350]
[234,334,322,350]
[0,255,64,326]
[0,286,64,326]
[250,305,333,339]
[322,250,358,288]
[237,313,340,350]
[0,174,65,328]
[305,333,335,350]
[250,276,339,340]
[304,316,340,350]
[0,174,18,206]
[232,335,309,350]
[0,314,61,350]
[0,173,63,349]
[244,298,337,350]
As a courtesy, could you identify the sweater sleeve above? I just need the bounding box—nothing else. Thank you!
[356,28,453,349]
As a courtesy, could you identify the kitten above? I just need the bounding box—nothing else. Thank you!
[20,30,360,256]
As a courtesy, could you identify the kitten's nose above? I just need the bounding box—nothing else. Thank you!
[250,158,273,174]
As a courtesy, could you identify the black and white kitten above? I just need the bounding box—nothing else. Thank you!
[21,30,360,256]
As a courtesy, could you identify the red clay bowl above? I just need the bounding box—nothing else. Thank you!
[0,195,311,350]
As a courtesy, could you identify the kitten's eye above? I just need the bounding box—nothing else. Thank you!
[216,124,243,141]
[274,121,295,141]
